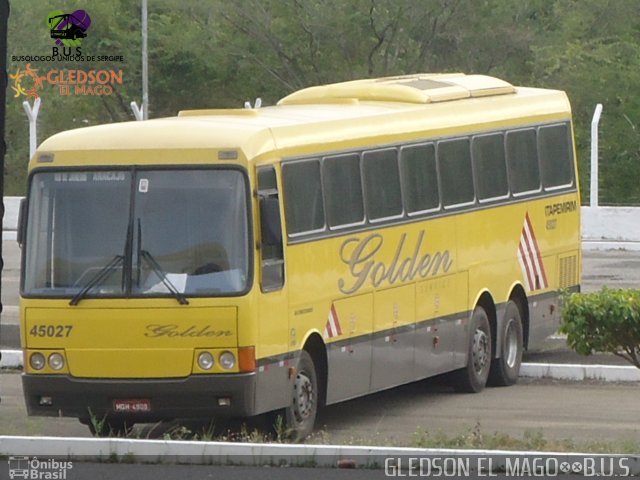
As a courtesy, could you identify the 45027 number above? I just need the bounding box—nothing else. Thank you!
[29,325,73,337]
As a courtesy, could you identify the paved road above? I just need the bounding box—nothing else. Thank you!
[0,461,598,480]
[1,241,639,445]
[0,463,391,480]
[0,238,20,349]
[2,371,640,445]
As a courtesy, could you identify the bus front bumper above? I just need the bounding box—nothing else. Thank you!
[22,372,257,421]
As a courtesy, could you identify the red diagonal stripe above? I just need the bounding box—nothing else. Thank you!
[524,213,548,287]
[331,304,342,336]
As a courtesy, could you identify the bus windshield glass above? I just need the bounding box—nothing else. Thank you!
[23,168,250,299]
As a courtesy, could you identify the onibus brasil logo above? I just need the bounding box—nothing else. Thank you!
[8,456,73,479]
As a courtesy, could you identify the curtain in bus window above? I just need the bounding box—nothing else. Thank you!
[282,159,325,235]
[472,133,509,200]
[506,129,541,194]
[362,149,402,220]
[538,124,573,189]
[322,153,364,228]
[438,138,474,207]
[400,144,439,214]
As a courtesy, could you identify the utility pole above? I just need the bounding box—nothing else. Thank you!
[590,104,603,208]
[141,0,148,120]
[0,0,9,373]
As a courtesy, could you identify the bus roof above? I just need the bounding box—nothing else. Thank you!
[34,73,571,168]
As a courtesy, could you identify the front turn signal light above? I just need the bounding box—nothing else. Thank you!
[238,346,256,372]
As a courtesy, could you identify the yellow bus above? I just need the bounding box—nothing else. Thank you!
[20,73,581,440]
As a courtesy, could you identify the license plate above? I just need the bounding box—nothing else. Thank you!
[113,399,151,413]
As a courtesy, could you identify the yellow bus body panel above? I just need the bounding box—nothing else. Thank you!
[23,300,238,377]
[21,74,581,419]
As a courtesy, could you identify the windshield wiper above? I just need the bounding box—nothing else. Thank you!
[69,255,124,306]
[140,249,189,305]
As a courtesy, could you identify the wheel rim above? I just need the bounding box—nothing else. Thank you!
[292,371,314,423]
[472,328,490,375]
[504,319,519,368]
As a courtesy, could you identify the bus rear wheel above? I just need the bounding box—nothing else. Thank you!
[284,350,318,442]
[489,300,523,386]
[454,306,492,393]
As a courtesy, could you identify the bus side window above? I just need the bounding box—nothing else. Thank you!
[472,133,509,201]
[538,123,573,189]
[282,159,325,236]
[438,138,474,207]
[506,128,541,195]
[257,166,284,291]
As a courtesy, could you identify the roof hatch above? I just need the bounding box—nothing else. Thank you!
[277,73,515,106]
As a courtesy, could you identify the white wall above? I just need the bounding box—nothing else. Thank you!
[581,206,640,250]
[3,196,22,231]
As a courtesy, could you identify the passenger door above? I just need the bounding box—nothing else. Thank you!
[255,165,290,413]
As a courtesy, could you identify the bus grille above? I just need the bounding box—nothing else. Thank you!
[558,254,578,289]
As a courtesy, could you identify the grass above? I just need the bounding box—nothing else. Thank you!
[150,414,329,445]
[95,418,640,455]
[407,423,640,454]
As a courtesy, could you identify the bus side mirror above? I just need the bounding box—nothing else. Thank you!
[259,196,282,247]
[17,198,26,248]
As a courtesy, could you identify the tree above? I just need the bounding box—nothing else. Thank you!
[529,0,640,205]
[5,0,640,205]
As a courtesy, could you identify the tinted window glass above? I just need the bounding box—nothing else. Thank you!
[400,144,439,213]
[282,160,325,235]
[323,153,364,228]
[539,124,573,188]
[24,169,251,298]
[506,129,540,194]
[362,149,402,220]
[132,170,250,296]
[438,138,474,207]
[473,133,508,200]
[257,167,277,191]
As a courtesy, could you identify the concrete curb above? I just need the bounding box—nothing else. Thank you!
[4,350,640,382]
[0,435,639,473]
[582,240,640,251]
[520,362,640,382]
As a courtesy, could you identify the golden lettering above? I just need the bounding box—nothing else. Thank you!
[338,230,453,294]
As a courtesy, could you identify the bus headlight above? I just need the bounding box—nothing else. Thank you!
[219,351,236,370]
[29,352,46,371]
[197,351,215,370]
[48,353,65,370]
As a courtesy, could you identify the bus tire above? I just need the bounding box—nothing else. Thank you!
[284,350,318,442]
[454,306,492,393]
[489,300,523,387]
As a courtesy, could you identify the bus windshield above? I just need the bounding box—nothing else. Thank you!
[23,168,250,299]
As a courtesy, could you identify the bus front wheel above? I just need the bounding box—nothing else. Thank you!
[454,306,492,393]
[489,300,523,386]
[284,350,318,442]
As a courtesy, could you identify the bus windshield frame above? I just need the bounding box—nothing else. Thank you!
[22,166,253,301]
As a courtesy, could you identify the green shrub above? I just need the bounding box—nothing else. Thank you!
[560,287,640,368]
